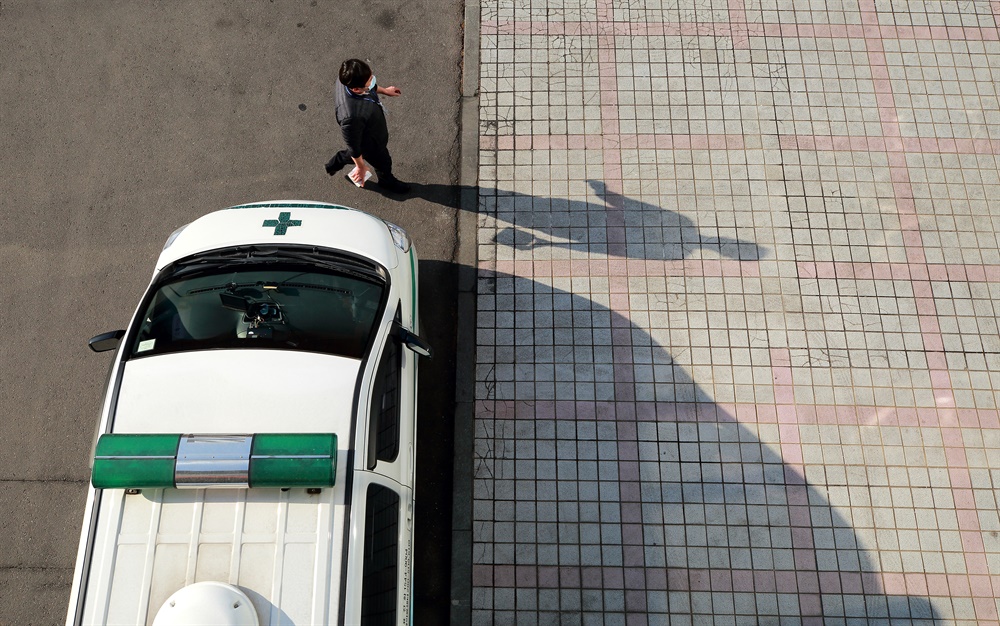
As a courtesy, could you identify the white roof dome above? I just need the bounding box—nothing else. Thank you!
[152,581,259,626]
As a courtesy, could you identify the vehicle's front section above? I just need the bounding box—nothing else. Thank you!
[67,202,430,625]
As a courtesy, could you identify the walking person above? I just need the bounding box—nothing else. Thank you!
[325,58,411,193]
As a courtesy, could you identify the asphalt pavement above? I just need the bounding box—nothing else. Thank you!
[0,1,464,623]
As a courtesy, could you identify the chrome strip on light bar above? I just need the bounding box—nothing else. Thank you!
[174,435,253,488]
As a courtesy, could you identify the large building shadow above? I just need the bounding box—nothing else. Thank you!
[466,269,938,624]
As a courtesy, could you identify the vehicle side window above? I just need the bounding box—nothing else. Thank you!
[368,307,402,468]
[361,484,399,626]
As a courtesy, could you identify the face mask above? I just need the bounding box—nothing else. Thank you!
[366,75,377,93]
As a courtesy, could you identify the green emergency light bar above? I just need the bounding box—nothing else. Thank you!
[92,433,338,490]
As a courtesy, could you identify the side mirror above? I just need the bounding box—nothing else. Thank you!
[394,324,433,358]
[88,330,126,353]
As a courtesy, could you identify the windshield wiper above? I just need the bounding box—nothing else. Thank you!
[168,246,385,283]
[187,281,353,297]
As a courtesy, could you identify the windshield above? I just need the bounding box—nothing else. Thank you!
[128,265,385,359]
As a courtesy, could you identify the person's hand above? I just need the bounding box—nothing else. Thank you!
[350,162,371,186]
[381,86,402,97]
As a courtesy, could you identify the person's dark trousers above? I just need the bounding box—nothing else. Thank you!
[325,150,352,175]
[326,144,409,192]
[362,145,394,180]
[326,142,393,176]
[366,147,410,192]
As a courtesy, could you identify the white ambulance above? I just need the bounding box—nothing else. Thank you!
[66,201,431,625]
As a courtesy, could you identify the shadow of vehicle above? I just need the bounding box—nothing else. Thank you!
[467,269,937,623]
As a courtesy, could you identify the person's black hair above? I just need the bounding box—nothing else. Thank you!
[339,59,372,89]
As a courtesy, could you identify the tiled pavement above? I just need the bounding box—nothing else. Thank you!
[468,0,1000,623]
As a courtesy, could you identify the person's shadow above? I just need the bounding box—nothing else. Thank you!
[404,179,766,262]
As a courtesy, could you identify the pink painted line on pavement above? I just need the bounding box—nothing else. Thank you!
[484,133,1000,155]
[480,19,1000,42]
[761,20,1000,42]
[727,0,751,48]
[594,1,649,616]
[797,261,1000,283]
[765,134,1000,155]
[598,18,625,258]
[859,0,941,338]
[479,20,761,40]
[474,399,1000,431]
[770,347,824,618]
[473,563,894,597]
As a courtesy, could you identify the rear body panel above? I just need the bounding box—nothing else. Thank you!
[81,488,344,625]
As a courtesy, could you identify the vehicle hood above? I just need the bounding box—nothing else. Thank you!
[156,201,398,272]
[112,349,360,435]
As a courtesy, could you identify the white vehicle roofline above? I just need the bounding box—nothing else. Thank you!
[156,201,401,272]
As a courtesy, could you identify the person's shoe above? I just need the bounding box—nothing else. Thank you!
[377,175,411,194]
[325,155,349,176]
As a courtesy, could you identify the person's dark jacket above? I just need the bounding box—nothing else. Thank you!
[334,84,389,159]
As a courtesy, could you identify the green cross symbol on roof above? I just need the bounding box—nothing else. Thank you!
[262,212,302,236]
